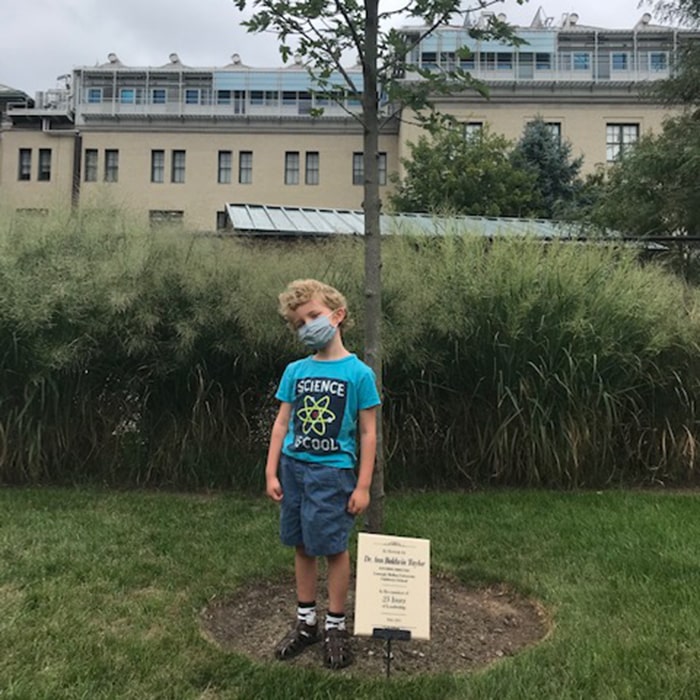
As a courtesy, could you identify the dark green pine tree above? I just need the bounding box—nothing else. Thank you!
[510,117,583,219]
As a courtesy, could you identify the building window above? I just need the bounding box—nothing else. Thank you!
[421,51,438,69]
[18,148,31,181]
[606,123,639,162]
[105,149,119,182]
[352,153,363,185]
[305,151,320,185]
[216,210,230,231]
[544,121,562,142]
[497,53,513,70]
[481,52,497,71]
[285,151,300,185]
[149,210,184,228]
[463,122,483,139]
[298,91,312,115]
[573,52,590,70]
[353,152,387,186]
[459,54,476,70]
[440,52,456,71]
[120,88,136,104]
[535,52,552,70]
[525,120,562,143]
[612,52,629,71]
[84,149,98,182]
[38,149,52,181]
[378,152,387,185]
[315,91,332,108]
[86,88,102,103]
[218,151,232,184]
[171,150,186,183]
[152,88,166,104]
[151,150,165,183]
[239,151,253,184]
[217,90,232,105]
[185,89,200,105]
[233,90,246,114]
[649,52,668,71]
[548,122,562,142]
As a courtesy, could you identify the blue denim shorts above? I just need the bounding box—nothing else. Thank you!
[278,454,356,557]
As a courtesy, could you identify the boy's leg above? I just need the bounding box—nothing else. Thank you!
[300,463,356,668]
[275,457,322,661]
[295,545,318,602]
[323,550,353,669]
[275,546,321,660]
[326,550,350,615]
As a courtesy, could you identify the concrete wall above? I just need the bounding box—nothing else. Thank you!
[0,93,679,229]
[0,128,76,212]
[1,126,399,230]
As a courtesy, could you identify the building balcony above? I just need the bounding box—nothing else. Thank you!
[75,99,360,120]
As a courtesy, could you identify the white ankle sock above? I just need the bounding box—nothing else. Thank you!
[297,602,317,626]
[325,612,346,631]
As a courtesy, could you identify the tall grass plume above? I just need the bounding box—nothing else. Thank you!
[0,206,699,488]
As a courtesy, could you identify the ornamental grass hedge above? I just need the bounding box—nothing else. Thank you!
[1,208,699,489]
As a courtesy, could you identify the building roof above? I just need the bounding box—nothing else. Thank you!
[0,83,28,96]
[404,7,682,33]
[0,83,32,111]
[225,203,585,238]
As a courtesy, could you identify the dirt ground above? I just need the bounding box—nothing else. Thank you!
[199,573,551,678]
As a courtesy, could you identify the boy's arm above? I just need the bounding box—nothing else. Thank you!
[265,401,292,502]
[347,406,378,515]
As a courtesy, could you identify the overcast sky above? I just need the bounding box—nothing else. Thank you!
[1,0,660,97]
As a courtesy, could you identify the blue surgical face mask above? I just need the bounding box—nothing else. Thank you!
[297,314,337,350]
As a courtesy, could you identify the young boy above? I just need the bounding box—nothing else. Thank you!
[265,279,381,670]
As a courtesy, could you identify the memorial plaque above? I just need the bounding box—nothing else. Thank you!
[354,532,431,640]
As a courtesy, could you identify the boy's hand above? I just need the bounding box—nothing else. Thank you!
[347,487,370,515]
[266,476,283,502]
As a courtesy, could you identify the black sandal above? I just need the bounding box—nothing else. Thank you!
[274,620,320,660]
[323,627,353,669]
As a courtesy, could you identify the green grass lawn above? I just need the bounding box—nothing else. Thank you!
[1,487,699,699]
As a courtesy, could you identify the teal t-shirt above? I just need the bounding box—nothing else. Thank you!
[276,353,381,468]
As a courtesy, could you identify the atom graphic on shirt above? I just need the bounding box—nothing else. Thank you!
[297,395,336,437]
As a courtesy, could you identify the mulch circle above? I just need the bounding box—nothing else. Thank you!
[199,572,551,677]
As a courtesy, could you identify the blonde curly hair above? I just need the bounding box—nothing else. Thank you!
[278,279,352,330]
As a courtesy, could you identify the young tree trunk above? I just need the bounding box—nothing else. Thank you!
[362,0,384,533]
[233,0,525,533]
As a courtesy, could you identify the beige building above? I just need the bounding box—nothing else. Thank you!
[0,8,696,231]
